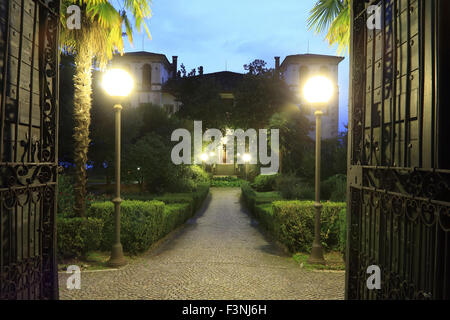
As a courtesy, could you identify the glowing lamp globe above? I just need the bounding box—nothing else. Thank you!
[200,153,209,162]
[242,153,251,163]
[102,69,134,97]
[303,76,334,104]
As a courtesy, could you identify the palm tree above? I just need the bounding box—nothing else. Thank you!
[60,0,151,217]
[307,0,350,55]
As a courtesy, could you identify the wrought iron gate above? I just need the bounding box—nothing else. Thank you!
[0,0,60,299]
[346,0,450,299]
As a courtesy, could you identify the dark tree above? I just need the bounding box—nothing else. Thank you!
[243,59,269,75]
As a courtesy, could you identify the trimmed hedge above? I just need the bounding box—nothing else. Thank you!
[124,182,210,214]
[57,184,210,258]
[271,201,346,253]
[242,182,346,254]
[241,182,282,212]
[84,184,209,255]
[252,174,278,192]
[57,217,104,259]
[88,200,165,254]
[161,203,191,236]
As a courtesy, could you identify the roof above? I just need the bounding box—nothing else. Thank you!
[280,54,345,69]
[113,51,172,68]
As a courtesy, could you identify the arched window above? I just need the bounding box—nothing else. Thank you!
[142,64,152,89]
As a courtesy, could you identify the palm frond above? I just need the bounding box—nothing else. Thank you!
[307,0,350,54]
[307,0,345,34]
[123,0,152,39]
[121,11,134,44]
[325,4,350,55]
[86,2,121,29]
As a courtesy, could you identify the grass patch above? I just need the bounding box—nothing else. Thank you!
[58,251,138,271]
[292,251,345,271]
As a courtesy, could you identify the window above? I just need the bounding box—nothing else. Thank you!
[298,66,309,90]
[142,64,152,90]
[319,65,330,77]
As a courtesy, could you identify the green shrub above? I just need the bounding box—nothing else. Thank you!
[211,176,243,188]
[272,201,346,253]
[252,174,278,192]
[322,174,347,202]
[57,174,75,217]
[241,181,257,211]
[161,203,191,236]
[57,217,103,259]
[275,175,313,200]
[88,200,165,254]
[254,204,278,234]
[87,184,209,255]
[189,165,210,184]
[191,183,210,210]
[122,183,209,215]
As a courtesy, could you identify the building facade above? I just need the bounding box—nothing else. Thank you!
[278,54,344,140]
[111,51,181,113]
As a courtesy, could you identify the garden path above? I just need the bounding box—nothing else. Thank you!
[59,188,344,299]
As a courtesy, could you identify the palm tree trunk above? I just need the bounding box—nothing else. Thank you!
[73,47,93,217]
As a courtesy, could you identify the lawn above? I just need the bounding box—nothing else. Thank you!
[58,251,139,271]
[292,251,345,271]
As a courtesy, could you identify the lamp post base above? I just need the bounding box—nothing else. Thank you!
[107,243,127,267]
[307,243,326,265]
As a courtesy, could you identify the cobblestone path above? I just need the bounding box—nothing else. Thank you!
[59,188,344,300]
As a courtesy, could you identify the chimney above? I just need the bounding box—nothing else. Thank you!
[274,56,280,79]
[172,56,178,78]
[274,56,280,71]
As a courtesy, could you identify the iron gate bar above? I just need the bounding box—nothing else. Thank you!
[1,0,60,299]
[347,0,449,300]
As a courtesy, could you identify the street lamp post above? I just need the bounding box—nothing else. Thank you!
[102,68,134,267]
[303,76,334,265]
[200,153,208,171]
[243,153,251,180]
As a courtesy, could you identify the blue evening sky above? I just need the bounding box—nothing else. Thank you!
[121,0,350,132]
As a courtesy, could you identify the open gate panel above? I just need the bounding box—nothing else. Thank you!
[347,0,450,299]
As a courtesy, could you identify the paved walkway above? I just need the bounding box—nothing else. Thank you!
[59,188,344,300]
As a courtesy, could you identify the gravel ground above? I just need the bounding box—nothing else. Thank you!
[59,188,344,300]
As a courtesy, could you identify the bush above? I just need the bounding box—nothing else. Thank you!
[241,181,257,211]
[57,217,103,259]
[88,200,165,254]
[322,174,347,202]
[275,175,314,200]
[161,203,191,236]
[57,174,75,217]
[254,203,278,235]
[122,133,179,194]
[211,176,243,188]
[338,208,347,255]
[252,174,278,192]
[87,185,210,254]
[272,201,346,253]
[188,165,210,184]
[123,182,209,214]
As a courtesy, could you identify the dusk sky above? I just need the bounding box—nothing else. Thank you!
[121,0,350,131]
